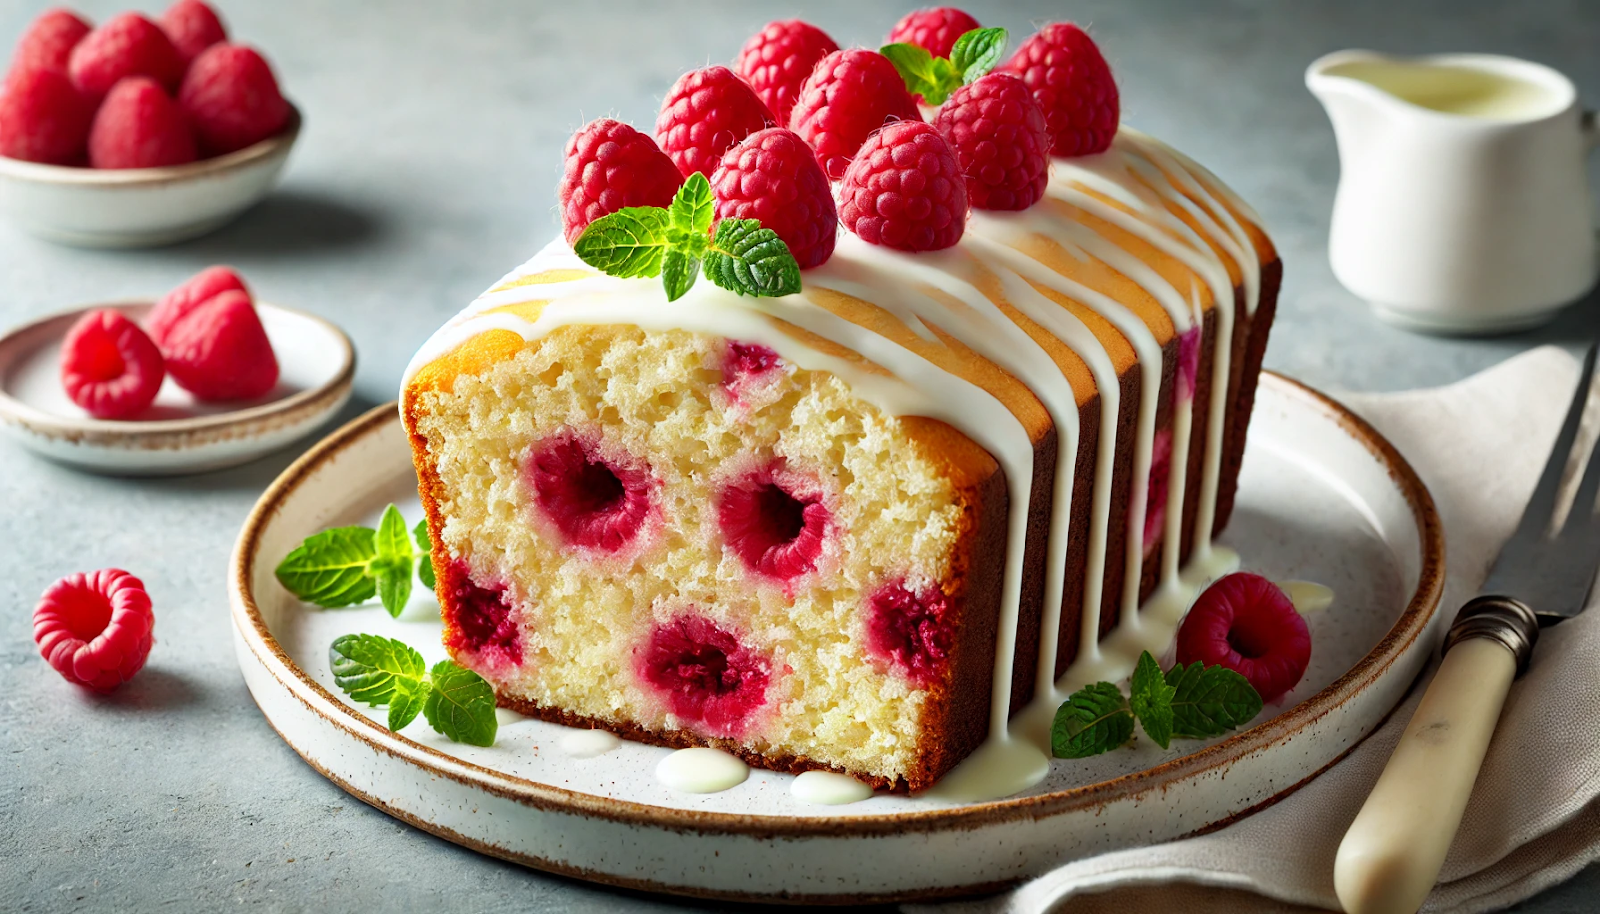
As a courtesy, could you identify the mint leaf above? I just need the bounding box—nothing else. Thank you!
[661,248,700,301]
[949,27,1008,84]
[373,560,412,618]
[374,505,412,565]
[1128,650,1177,749]
[1166,661,1265,739]
[703,218,802,298]
[573,207,672,279]
[423,660,498,747]
[1051,681,1135,758]
[276,526,378,608]
[413,518,436,590]
[329,633,426,706]
[387,676,430,731]
[669,172,714,238]
[880,42,942,97]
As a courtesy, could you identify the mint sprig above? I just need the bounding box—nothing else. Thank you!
[328,634,498,746]
[573,172,801,301]
[275,504,439,616]
[881,26,1008,106]
[1050,651,1264,758]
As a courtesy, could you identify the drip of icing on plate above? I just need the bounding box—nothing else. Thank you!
[406,128,1268,803]
[656,748,749,794]
[560,728,621,759]
[792,771,875,806]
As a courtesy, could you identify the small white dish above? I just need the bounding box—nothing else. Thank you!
[0,105,301,248]
[0,298,353,475]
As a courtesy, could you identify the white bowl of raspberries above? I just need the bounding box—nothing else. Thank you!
[0,2,299,247]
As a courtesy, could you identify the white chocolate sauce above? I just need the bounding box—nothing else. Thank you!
[1282,580,1335,615]
[404,129,1266,803]
[656,747,749,794]
[559,728,621,759]
[791,770,875,806]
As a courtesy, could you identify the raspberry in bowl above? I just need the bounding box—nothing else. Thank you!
[0,3,301,247]
[0,266,353,475]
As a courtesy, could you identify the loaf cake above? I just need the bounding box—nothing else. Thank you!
[401,12,1278,795]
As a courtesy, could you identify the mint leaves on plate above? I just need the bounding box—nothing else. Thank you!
[329,633,498,746]
[1051,651,1264,758]
[275,504,437,617]
[881,27,1009,106]
[573,172,802,301]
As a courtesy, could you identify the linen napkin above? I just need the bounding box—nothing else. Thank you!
[907,345,1600,914]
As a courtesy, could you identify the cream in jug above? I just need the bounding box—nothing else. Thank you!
[1307,51,1597,333]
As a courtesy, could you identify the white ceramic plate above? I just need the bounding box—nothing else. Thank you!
[0,106,301,248]
[229,374,1443,904]
[0,300,354,476]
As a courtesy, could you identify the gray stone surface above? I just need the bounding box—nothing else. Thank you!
[1,0,1596,910]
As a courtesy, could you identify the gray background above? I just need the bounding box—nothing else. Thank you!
[1,0,1596,911]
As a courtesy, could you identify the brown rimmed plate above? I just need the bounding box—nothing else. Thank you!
[227,373,1444,904]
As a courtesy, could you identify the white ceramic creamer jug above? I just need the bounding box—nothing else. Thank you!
[1307,51,1598,333]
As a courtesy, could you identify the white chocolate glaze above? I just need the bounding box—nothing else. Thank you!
[656,747,749,794]
[792,770,876,805]
[404,127,1269,802]
[559,728,621,759]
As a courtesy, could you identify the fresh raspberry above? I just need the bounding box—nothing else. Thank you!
[144,265,249,347]
[160,289,279,400]
[717,463,830,581]
[734,19,838,127]
[0,65,93,164]
[710,127,836,269]
[1176,572,1312,703]
[12,8,92,74]
[440,561,522,669]
[68,12,184,100]
[87,76,197,169]
[886,7,981,60]
[865,580,954,687]
[558,118,683,244]
[637,614,770,737]
[839,120,968,251]
[177,43,290,155]
[1001,22,1119,157]
[34,568,154,693]
[655,65,774,179]
[159,0,227,66]
[59,309,165,420]
[789,49,922,180]
[932,72,1050,210]
[525,434,656,552]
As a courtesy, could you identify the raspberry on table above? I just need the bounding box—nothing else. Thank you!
[734,19,838,127]
[933,72,1051,211]
[656,65,774,179]
[60,309,165,420]
[558,118,683,244]
[789,49,922,180]
[710,127,837,269]
[68,12,184,100]
[885,7,981,61]
[160,289,279,401]
[1176,572,1312,702]
[145,265,249,348]
[177,42,290,155]
[0,65,94,165]
[12,7,92,74]
[88,76,197,169]
[34,568,155,693]
[839,120,968,252]
[1001,22,1120,157]
[159,0,227,66]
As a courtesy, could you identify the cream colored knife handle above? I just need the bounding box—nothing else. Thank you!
[1335,595,1538,914]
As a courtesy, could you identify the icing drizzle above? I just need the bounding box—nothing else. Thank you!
[404,130,1266,801]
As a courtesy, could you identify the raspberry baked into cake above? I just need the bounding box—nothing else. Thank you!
[401,11,1279,794]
